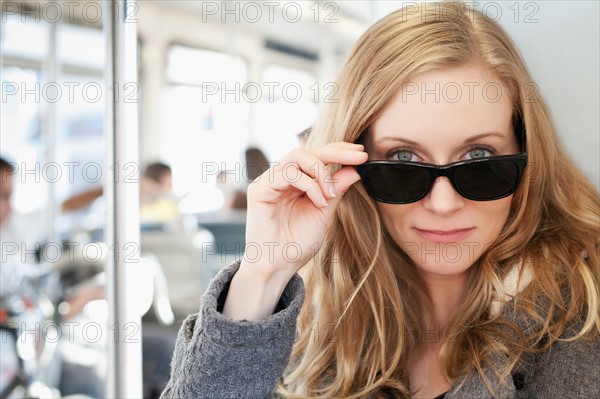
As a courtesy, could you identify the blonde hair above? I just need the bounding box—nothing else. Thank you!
[277,2,600,398]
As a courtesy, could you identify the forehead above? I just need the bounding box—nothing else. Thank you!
[369,65,514,146]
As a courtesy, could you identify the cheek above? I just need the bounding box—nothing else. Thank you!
[470,199,513,257]
[376,203,414,241]
[482,198,513,230]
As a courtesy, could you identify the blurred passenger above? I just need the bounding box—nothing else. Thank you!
[216,170,247,210]
[143,162,173,190]
[216,147,270,211]
[61,161,174,211]
[0,156,26,294]
[0,155,105,398]
[60,161,188,231]
[244,147,269,183]
[0,157,13,226]
[0,156,44,248]
[139,162,180,225]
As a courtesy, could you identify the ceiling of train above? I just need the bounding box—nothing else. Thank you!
[11,0,374,59]
[161,1,373,55]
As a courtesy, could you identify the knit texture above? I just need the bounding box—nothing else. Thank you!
[160,261,304,399]
[161,261,599,398]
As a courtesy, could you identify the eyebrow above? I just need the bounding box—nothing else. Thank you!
[374,132,507,146]
[464,132,507,143]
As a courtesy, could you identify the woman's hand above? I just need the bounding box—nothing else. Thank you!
[223,142,368,320]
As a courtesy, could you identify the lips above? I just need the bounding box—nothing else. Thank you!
[414,228,475,243]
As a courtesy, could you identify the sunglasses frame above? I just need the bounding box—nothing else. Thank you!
[356,153,528,204]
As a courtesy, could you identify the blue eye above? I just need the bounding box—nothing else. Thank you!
[465,146,495,160]
[391,150,415,162]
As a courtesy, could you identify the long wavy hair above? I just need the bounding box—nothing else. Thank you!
[276,2,600,398]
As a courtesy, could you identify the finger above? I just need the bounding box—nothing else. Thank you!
[275,151,332,198]
[276,146,365,199]
[325,141,365,150]
[312,145,366,196]
[266,143,367,200]
[256,169,329,209]
[309,144,368,167]
[327,165,362,205]
[278,143,367,169]
[276,148,327,190]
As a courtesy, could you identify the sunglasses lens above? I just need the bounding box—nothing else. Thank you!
[454,159,520,200]
[362,164,430,203]
[359,155,525,204]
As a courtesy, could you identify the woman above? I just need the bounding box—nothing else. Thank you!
[161,3,599,398]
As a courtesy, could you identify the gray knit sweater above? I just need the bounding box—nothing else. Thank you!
[160,261,600,398]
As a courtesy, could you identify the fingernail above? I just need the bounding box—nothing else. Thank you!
[329,187,336,198]
[322,197,328,207]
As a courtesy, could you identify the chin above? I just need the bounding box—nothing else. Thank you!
[414,259,474,276]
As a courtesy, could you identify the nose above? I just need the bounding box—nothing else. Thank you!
[421,176,464,215]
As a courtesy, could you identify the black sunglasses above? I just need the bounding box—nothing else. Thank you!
[356,153,528,204]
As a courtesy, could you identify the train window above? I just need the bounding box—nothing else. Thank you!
[55,72,105,207]
[255,65,317,160]
[1,13,48,59]
[1,13,47,216]
[58,23,105,70]
[166,45,247,86]
[0,66,44,214]
[162,45,249,212]
[55,24,105,217]
[1,15,104,232]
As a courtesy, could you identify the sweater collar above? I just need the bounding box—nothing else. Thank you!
[490,259,534,317]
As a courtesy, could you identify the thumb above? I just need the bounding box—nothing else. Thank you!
[327,166,362,207]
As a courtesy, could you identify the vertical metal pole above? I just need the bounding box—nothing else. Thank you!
[40,5,59,386]
[44,2,58,245]
[104,1,142,397]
